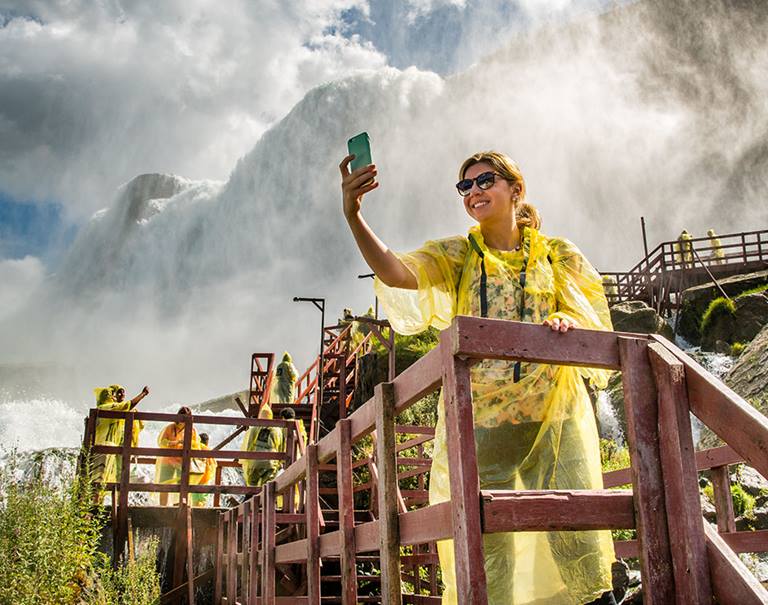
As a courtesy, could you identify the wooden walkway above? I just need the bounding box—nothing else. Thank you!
[601,228,768,314]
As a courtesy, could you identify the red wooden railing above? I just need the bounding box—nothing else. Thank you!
[215,317,768,604]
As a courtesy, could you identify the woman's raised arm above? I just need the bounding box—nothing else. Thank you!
[339,155,417,289]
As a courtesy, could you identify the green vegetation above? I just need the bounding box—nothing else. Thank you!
[0,451,161,605]
[702,480,756,518]
[735,283,768,299]
[730,341,747,357]
[700,296,736,335]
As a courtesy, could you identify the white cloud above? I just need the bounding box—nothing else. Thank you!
[0,255,44,319]
[0,0,385,219]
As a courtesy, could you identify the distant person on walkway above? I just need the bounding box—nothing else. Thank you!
[271,351,299,403]
[241,405,285,487]
[190,432,217,507]
[680,229,694,267]
[707,229,725,264]
[340,150,616,604]
[92,384,149,498]
[156,406,200,506]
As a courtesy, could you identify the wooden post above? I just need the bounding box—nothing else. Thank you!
[388,326,396,382]
[226,509,237,602]
[186,504,194,605]
[214,513,224,604]
[339,355,348,420]
[711,465,737,533]
[241,499,251,600]
[262,482,277,602]
[648,342,712,603]
[375,383,402,605]
[337,419,358,605]
[618,337,675,604]
[306,444,321,603]
[115,412,134,562]
[439,329,488,604]
[249,497,260,604]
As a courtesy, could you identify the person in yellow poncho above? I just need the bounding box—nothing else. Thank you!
[271,351,299,404]
[339,151,616,605]
[241,405,285,487]
[92,384,149,496]
[707,228,725,264]
[190,433,217,507]
[156,406,201,506]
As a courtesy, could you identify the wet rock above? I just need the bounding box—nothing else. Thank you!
[701,293,768,351]
[726,324,768,406]
[610,300,674,339]
[678,270,768,344]
[701,493,717,524]
[611,559,630,603]
[734,465,768,499]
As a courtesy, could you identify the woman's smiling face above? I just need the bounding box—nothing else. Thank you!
[461,161,517,224]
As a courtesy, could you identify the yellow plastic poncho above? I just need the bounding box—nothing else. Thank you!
[190,443,217,507]
[374,225,615,605]
[242,405,286,487]
[92,385,131,485]
[155,421,201,485]
[271,352,299,403]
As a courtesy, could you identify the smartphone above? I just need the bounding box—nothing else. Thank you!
[348,132,372,172]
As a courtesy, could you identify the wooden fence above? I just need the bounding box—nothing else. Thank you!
[214,316,768,604]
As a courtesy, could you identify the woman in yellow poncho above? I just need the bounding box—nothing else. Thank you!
[92,384,149,494]
[156,406,201,506]
[339,151,616,605]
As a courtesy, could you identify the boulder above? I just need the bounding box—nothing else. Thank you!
[610,300,674,339]
[726,324,768,404]
[700,293,768,351]
[678,270,768,344]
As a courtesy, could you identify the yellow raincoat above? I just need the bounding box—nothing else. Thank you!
[92,385,131,486]
[190,443,217,506]
[242,405,286,487]
[375,225,615,605]
[271,352,299,403]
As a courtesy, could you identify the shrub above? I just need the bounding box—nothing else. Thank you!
[730,342,746,357]
[0,450,161,605]
[701,480,755,518]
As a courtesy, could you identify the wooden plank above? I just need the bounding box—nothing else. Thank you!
[618,336,675,604]
[704,522,768,604]
[720,529,768,553]
[481,490,634,532]
[353,520,380,553]
[451,315,622,369]
[115,412,134,562]
[399,501,453,545]
[318,530,341,557]
[274,538,308,564]
[614,539,639,559]
[240,499,250,602]
[391,346,443,415]
[316,425,340,464]
[648,342,712,604]
[440,330,488,604]
[712,465,737,534]
[336,419,358,605]
[652,335,768,480]
[306,444,321,603]
[214,513,224,604]
[375,383,402,605]
[263,482,277,602]
[274,456,307,494]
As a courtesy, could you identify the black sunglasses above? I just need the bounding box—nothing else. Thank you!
[456,171,505,197]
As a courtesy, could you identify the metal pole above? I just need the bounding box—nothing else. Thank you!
[293,296,326,442]
[641,216,649,263]
[358,273,378,320]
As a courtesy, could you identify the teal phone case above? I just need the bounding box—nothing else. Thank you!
[348,132,372,172]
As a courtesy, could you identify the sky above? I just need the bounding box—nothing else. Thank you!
[2,0,767,423]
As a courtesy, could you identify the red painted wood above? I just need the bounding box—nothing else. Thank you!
[711,465,737,534]
[274,538,308,564]
[439,331,488,604]
[652,335,768,480]
[619,336,676,604]
[306,444,321,603]
[704,522,768,604]
[186,505,194,605]
[392,346,443,415]
[214,513,224,604]
[249,500,260,605]
[720,529,768,553]
[481,489,635,532]
[263,483,277,602]
[240,499,251,602]
[115,413,133,561]
[398,501,453,545]
[451,315,622,370]
[353,520,380,553]
[648,342,712,604]
[226,510,237,604]
[375,383,403,605]
[336,419,358,605]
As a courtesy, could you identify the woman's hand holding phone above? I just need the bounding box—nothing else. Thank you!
[339,155,378,220]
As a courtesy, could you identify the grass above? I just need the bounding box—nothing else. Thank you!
[735,283,768,299]
[700,296,736,335]
[0,450,161,605]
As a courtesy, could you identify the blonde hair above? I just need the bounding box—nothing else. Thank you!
[515,201,541,230]
[458,151,527,202]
